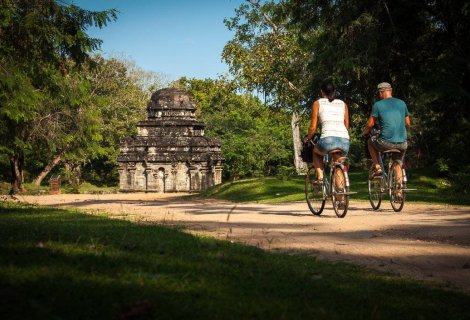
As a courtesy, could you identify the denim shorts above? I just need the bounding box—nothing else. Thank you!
[316,136,350,155]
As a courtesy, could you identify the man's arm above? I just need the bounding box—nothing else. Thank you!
[362,116,375,136]
[405,116,411,128]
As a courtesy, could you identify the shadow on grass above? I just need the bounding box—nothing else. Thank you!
[1,203,470,319]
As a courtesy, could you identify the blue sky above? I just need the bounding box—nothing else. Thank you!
[70,0,245,80]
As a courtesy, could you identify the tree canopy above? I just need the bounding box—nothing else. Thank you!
[224,0,470,176]
[175,77,293,179]
[0,0,117,193]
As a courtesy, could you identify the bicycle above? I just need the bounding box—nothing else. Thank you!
[305,149,352,218]
[368,149,411,212]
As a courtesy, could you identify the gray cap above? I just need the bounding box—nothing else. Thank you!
[377,82,392,91]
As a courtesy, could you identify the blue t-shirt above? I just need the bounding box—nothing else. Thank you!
[371,97,409,143]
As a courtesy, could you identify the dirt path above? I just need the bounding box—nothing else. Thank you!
[19,193,470,293]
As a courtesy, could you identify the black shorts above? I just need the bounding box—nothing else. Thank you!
[369,136,407,158]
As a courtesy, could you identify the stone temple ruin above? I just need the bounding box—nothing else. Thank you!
[117,88,223,192]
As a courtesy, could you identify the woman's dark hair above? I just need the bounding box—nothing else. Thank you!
[320,80,336,102]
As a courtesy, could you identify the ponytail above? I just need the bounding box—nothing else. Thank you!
[321,80,336,102]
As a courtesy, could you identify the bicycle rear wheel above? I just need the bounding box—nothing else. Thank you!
[305,167,325,215]
[389,161,405,212]
[368,164,382,210]
[331,165,349,218]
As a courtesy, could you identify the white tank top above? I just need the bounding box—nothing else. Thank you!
[318,98,349,139]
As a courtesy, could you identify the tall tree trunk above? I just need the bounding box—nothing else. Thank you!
[291,109,307,174]
[9,154,25,194]
[32,152,64,186]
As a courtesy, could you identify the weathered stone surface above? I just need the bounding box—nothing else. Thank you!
[117,88,223,192]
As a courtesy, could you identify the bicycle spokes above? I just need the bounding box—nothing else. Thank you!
[305,167,325,215]
[368,165,382,210]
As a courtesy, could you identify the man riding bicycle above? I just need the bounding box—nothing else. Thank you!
[363,82,411,178]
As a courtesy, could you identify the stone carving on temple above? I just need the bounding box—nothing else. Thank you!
[117,88,223,192]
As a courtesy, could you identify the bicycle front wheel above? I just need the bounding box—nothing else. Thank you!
[389,161,405,212]
[305,167,325,215]
[368,164,382,210]
[331,165,349,218]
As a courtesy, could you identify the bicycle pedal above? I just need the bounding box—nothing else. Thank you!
[336,202,346,209]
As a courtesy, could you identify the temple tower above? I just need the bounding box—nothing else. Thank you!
[117,88,223,192]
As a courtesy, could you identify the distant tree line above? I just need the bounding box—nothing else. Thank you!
[1,0,469,193]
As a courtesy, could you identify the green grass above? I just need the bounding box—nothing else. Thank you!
[200,168,470,206]
[62,182,119,194]
[0,181,118,195]
[1,202,469,319]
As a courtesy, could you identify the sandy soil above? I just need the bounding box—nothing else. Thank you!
[17,193,470,293]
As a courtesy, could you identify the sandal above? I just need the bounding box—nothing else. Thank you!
[312,178,323,185]
[369,167,382,179]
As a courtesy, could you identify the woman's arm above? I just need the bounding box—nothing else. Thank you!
[306,100,319,140]
[344,103,349,129]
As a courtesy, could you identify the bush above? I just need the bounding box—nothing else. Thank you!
[450,166,470,194]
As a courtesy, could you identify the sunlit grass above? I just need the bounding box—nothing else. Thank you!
[200,169,470,205]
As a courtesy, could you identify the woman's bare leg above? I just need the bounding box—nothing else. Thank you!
[313,147,325,180]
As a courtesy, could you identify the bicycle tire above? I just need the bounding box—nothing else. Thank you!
[305,167,325,215]
[331,165,349,218]
[389,161,405,212]
[368,164,382,210]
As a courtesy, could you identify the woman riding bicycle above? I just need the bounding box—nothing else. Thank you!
[305,80,350,183]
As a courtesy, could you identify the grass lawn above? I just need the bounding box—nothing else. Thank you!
[199,168,470,206]
[1,202,470,319]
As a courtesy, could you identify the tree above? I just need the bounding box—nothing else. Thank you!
[175,77,293,179]
[222,0,311,173]
[0,0,117,193]
[29,69,103,186]
[80,55,168,185]
[288,0,470,169]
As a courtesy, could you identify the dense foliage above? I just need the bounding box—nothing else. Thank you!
[287,0,470,171]
[175,77,293,179]
[0,0,117,192]
[223,0,470,189]
[80,56,167,186]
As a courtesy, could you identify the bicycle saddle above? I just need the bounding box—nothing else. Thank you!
[382,149,401,154]
[328,149,343,155]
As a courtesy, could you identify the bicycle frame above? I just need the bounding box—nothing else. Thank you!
[368,149,412,212]
[376,152,407,191]
[305,150,353,218]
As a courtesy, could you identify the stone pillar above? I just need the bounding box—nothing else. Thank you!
[164,171,169,192]
[171,165,177,192]
[189,163,200,192]
[144,168,152,192]
[118,163,127,191]
[154,168,165,192]
[127,163,136,191]
[214,165,223,185]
